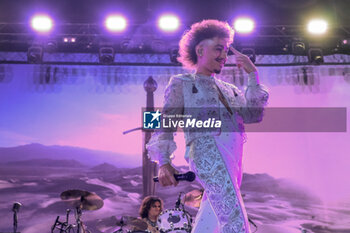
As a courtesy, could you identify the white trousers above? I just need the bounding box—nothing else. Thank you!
[188,135,250,233]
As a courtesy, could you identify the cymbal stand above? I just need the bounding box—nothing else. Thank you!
[74,202,90,233]
[177,192,192,233]
[113,216,125,233]
[51,209,74,233]
[75,206,83,233]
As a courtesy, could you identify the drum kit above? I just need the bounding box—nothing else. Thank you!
[7,187,256,233]
[50,189,203,233]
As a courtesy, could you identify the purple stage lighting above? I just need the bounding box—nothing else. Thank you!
[233,17,255,34]
[158,14,180,32]
[30,14,53,33]
[105,15,127,32]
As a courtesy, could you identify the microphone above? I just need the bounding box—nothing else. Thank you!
[153,171,196,183]
[12,202,22,212]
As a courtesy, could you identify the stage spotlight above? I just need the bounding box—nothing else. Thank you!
[63,37,76,43]
[307,19,327,35]
[341,38,350,48]
[335,38,350,54]
[46,40,57,53]
[158,14,180,32]
[292,41,306,55]
[233,17,255,34]
[30,14,53,33]
[169,47,180,64]
[308,48,324,65]
[99,47,115,65]
[27,46,43,63]
[105,15,127,32]
[241,48,256,63]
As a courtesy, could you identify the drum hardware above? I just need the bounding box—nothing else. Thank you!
[95,215,148,232]
[51,209,75,233]
[158,192,192,233]
[51,189,103,233]
[116,216,148,232]
[112,216,126,233]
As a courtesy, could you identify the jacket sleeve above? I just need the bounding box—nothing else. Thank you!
[145,76,184,166]
[233,72,269,123]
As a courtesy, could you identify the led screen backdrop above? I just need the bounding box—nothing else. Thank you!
[0,58,349,233]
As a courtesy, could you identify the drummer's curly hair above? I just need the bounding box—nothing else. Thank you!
[178,19,234,70]
[139,196,164,219]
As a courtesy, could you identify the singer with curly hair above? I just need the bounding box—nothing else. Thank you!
[147,19,269,233]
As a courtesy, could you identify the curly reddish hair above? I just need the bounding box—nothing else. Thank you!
[178,19,234,70]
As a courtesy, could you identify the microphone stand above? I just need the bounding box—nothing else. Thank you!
[12,202,21,233]
[13,210,18,233]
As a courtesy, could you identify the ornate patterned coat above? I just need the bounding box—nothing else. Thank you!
[146,72,269,165]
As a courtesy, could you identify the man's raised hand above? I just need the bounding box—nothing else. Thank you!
[230,46,257,73]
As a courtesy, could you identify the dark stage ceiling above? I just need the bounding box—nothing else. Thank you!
[0,0,349,56]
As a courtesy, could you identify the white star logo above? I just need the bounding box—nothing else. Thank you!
[150,110,161,122]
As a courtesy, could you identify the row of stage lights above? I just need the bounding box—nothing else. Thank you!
[31,13,329,35]
[25,13,350,65]
[30,13,179,33]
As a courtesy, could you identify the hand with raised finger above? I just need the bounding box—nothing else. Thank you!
[230,46,257,74]
[158,163,179,187]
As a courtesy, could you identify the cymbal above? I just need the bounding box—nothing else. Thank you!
[60,189,104,211]
[95,216,119,232]
[129,218,148,231]
[96,216,148,231]
[182,189,204,208]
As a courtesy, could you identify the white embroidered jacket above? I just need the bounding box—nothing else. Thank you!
[146,72,269,165]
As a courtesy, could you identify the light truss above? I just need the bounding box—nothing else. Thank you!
[0,22,349,55]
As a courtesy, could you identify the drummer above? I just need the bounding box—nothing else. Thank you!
[137,196,163,233]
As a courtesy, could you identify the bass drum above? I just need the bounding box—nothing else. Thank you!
[158,208,192,233]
